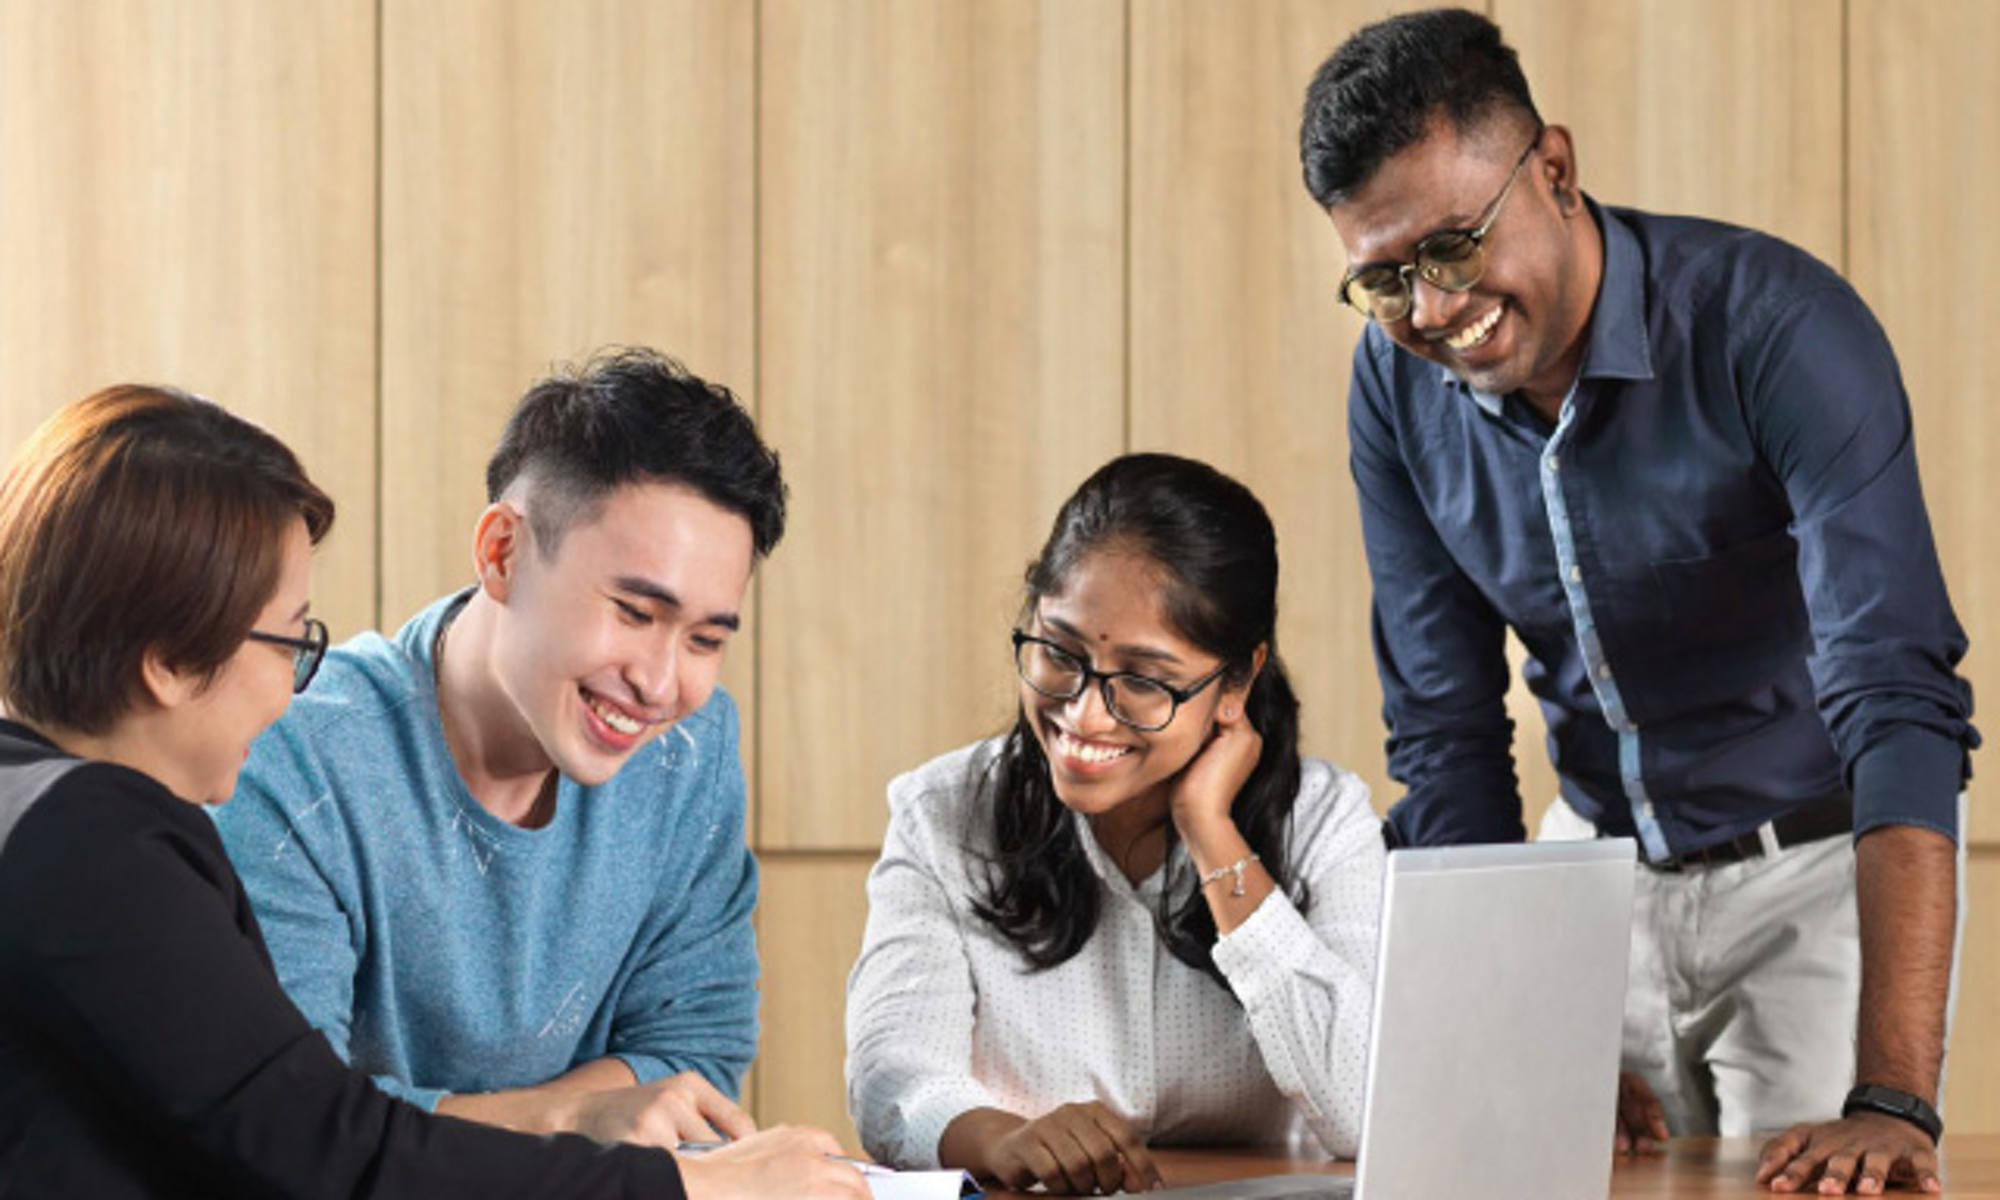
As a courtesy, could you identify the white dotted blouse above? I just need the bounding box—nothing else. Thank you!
[845,737,1385,1169]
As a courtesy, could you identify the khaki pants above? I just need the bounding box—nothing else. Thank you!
[1540,798,1861,1136]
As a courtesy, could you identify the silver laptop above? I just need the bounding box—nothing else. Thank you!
[1151,837,1636,1200]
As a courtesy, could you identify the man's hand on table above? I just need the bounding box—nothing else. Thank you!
[941,1102,1166,1195]
[439,1064,757,1149]
[1615,1071,1669,1155]
[1755,823,1953,1193]
[1756,1111,1942,1194]
[560,1069,758,1147]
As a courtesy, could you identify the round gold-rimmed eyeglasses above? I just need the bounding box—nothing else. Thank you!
[1337,127,1544,324]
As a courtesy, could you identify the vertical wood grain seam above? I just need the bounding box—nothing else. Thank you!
[372,0,387,632]
[1120,0,1133,454]
[1840,0,1851,279]
[749,0,766,1125]
[751,0,766,856]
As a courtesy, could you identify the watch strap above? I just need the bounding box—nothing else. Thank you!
[1842,1083,1943,1144]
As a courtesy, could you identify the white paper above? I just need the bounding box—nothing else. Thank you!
[865,1167,980,1200]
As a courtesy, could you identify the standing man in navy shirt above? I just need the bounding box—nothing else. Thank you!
[1300,9,1974,1194]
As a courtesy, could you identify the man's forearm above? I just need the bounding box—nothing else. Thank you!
[436,1057,640,1133]
[1852,824,1956,1102]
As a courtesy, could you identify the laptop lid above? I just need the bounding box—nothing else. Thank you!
[1352,838,1636,1200]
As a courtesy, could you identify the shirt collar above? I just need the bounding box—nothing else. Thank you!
[1070,809,1177,901]
[1577,199,1654,383]
[1449,196,1655,414]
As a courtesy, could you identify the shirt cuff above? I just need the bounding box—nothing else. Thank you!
[1386,781,1527,847]
[371,1072,446,1113]
[614,1051,674,1089]
[1850,725,1966,842]
[884,1077,1004,1169]
[1211,889,1315,1009]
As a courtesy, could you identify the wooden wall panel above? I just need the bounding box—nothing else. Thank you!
[1127,1,1432,813]
[0,0,378,638]
[6,0,1991,1144]
[1498,0,1843,269]
[759,0,1125,850]
[1948,849,1999,1132]
[379,0,759,798]
[1850,0,1997,852]
[752,855,874,1141]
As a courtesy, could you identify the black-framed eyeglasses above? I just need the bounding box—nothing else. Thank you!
[1337,127,1544,324]
[246,617,329,694]
[1012,629,1228,733]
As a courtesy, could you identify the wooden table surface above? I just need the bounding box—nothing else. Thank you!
[975,1136,2000,1198]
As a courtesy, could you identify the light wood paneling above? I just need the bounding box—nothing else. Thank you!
[0,0,377,638]
[6,0,1991,1140]
[752,854,875,1144]
[379,0,759,801]
[759,0,1125,850]
[1947,849,2000,1132]
[1849,0,1997,851]
[1498,0,1843,269]
[1507,632,1560,834]
[1128,1,1429,811]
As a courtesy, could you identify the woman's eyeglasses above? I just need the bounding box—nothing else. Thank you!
[246,617,329,694]
[1012,629,1226,732]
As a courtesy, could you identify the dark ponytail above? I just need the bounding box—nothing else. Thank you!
[969,453,1307,990]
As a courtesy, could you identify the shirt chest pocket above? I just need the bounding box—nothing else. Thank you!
[1622,531,1814,723]
[1648,529,1808,651]
[1595,530,1811,723]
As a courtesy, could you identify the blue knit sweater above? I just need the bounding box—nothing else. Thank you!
[215,592,759,1111]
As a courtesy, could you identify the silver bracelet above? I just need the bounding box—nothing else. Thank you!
[1198,852,1261,897]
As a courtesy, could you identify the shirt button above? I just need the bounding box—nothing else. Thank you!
[1568,565,1582,583]
[1545,456,1559,472]
[1596,663,1612,680]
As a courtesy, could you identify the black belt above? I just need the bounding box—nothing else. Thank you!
[1640,793,1852,872]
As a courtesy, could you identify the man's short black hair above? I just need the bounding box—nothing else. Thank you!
[1300,7,1540,207]
[486,347,786,560]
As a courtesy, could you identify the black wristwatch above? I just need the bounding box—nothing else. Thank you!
[1842,1083,1943,1144]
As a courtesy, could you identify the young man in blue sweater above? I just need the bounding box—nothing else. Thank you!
[218,348,782,1148]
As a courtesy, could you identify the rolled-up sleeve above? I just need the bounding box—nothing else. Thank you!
[1743,282,1977,840]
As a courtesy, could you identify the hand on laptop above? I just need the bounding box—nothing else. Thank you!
[1615,1071,1669,1155]
[940,1102,1166,1194]
[677,1126,871,1200]
[1755,1112,1942,1195]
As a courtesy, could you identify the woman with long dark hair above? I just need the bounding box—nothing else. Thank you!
[0,386,864,1200]
[846,453,1384,1195]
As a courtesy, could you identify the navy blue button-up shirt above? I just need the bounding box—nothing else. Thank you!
[1350,200,1976,859]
